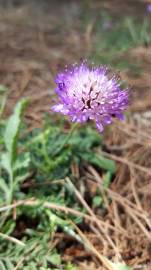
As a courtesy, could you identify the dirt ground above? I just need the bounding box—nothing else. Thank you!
[1,0,151,269]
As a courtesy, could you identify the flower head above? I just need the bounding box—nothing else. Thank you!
[52,62,129,132]
[147,3,151,12]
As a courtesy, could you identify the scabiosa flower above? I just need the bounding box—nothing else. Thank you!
[52,62,129,132]
[147,3,151,12]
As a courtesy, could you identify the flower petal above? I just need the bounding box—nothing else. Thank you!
[52,104,69,114]
[116,113,125,121]
[96,121,104,133]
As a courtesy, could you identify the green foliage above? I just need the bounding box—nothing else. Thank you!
[65,263,77,270]
[82,152,116,174]
[92,195,103,208]
[4,98,28,166]
[0,200,80,269]
[27,121,116,185]
[103,171,113,188]
[0,232,65,270]
[124,17,151,46]
[0,98,30,205]
[0,93,131,269]
[0,96,118,269]
[110,262,133,270]
[0,85,8,118]
[90,13,151,70]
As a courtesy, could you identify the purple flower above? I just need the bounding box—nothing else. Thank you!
[147,3,151,12]
[102,21,113,31]
[52,62,129,132]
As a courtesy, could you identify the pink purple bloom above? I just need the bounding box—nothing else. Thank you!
[102,21,113,31]
[147,4,151,12]
[52,62,129,132]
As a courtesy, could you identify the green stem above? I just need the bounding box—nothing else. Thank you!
[53,122,78,156]
[9,171,14,204]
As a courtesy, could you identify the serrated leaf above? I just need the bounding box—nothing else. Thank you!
[0,153,11,176]
[70,126,102,152]
[4,98,28,166]
[0,261,5,270]
[82,152,116,174]
[0,177,9,196]
[5,259,14,270]
[15,172,31,184]
[14,152,30,171]
[1,219,16,235]
[47,254,61,266]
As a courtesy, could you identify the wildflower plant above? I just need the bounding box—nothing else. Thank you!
[51,63,131,270]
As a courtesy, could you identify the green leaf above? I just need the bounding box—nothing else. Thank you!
[110,262,133,270]
[0,85,8,118]
[14,152,30,172]
[103,171,112,188]
[70,126,102,152]
[47,253,61,266]
[0,177,9,197]
[65,263,77,270]
[92,195,103,208]
[15,172,31,184]
[82,152,116,174]
[0,153,11,176]
[0,261,5,270]
[4,98,28,166]
[5,259,14,270]
[1,219,15,234]
[0,85,7,94]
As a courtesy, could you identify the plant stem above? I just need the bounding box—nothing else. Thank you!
[0,232,25,246]
[53,122,78,156]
